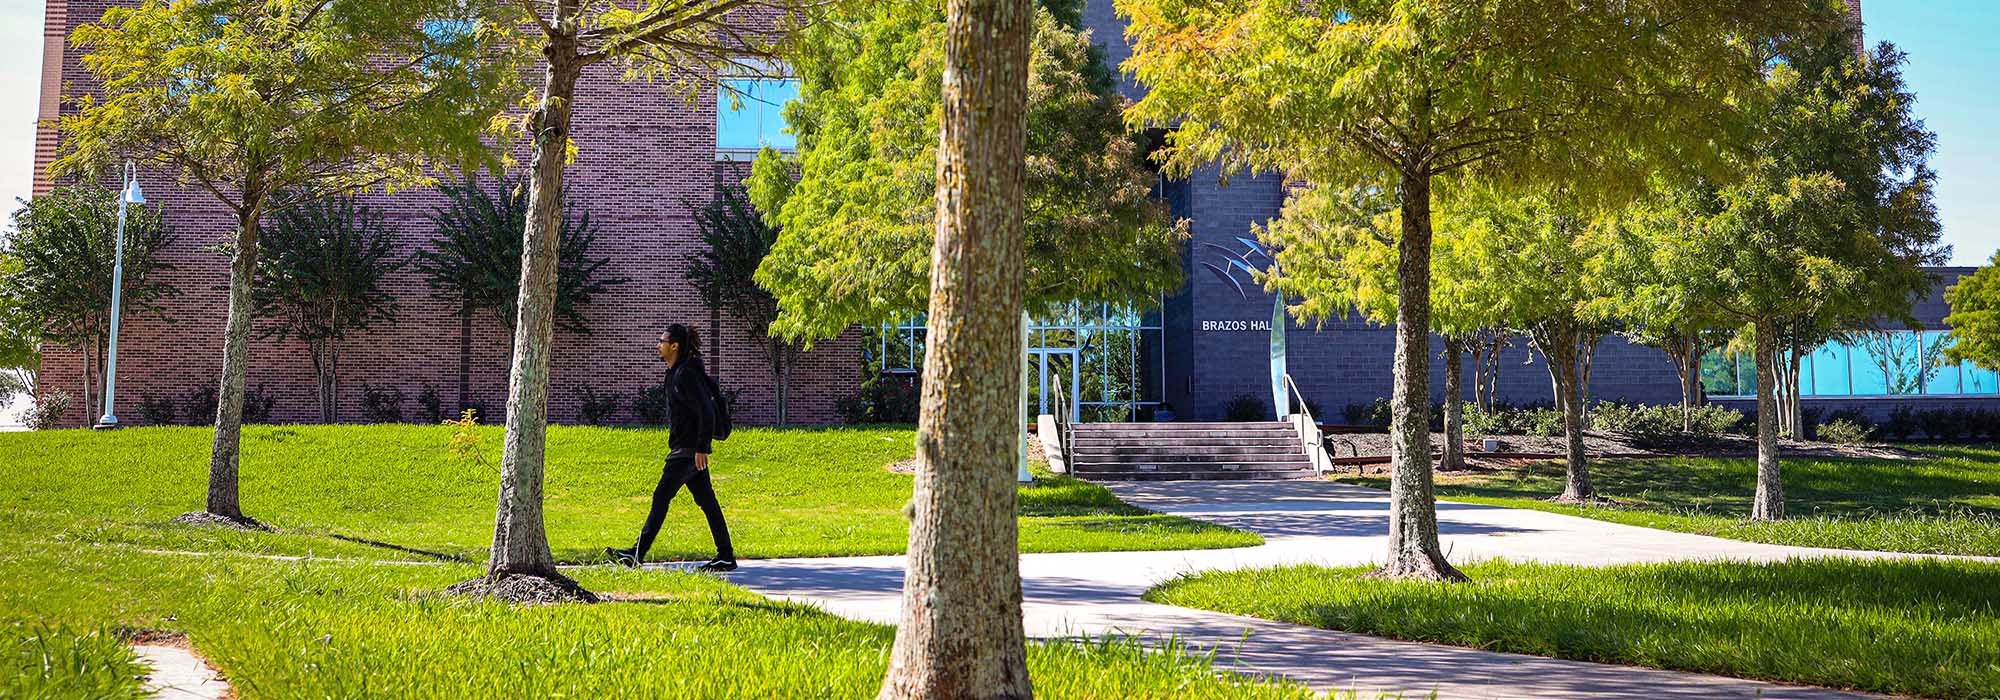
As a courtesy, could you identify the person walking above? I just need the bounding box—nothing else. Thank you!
[607,323,737,572]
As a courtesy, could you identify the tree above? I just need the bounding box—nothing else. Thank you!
[684,182,798,423]
[54,0,515,526]
[1449,193,1615,502]
[1945,253,2000,371]
[1120,0,1820,580]
[876,0,1034,695]
[1257,184,1496,473]
[0,186,175,423]
[0,254,43,404]
[748,0,1183,343]
[465,0,823,600]
[252,196,400,423]
[413,176,624,417]
[1630,30,1944,521]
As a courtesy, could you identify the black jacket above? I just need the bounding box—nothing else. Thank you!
[668,355,717,454]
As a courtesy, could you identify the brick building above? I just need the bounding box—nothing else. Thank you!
[31,0,860,428]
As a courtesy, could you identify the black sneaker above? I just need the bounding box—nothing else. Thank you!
[605,547,641,569]
[697,558,738,572]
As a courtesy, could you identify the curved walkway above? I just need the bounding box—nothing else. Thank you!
[715,479,1978,699]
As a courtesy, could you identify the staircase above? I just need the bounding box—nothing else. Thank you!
[1064,422,1315,481]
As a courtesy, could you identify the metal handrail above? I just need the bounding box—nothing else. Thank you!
[1282,374,1315,424]
[1048,369,1074,469]
[1283,374,1335,474]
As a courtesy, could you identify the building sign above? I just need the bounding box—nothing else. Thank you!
[1201,319,1273,332]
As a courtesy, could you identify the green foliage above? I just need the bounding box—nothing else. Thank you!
[21,391,71,432]
[414,176,626,334]
[750,2,1184,342]
[0,185,175,365]
[837,375,921,425]
[1119,0,1818,195]
[1149,558,2000,700]
[54,0,516,211]
[254,196,401,346]
[1945,253,2000,371]
[359,384,404,424]
[573,386,623,426]
[0,255,34,402]
[1816,418,1872,445]
[686,182,779,324]
[1223,394,1267,422]
[1588,402,1744,443]
[252,195,401,422]
[0,424,1258,561]
[1341,399,1391,428]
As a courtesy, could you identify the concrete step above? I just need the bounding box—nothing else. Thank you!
[1068,468,1317,481]
[1070,459,1313,473]
[1069,450,1308,464]
[1071,421,1290,431]
[1067,428,1298,440]
[1070,436,1303,448]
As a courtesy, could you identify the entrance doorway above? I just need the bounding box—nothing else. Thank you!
[1027,348,1080,422]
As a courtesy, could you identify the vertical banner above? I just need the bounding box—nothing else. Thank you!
[1269,295,1287,420]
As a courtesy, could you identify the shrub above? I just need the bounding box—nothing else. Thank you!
[1523,408,1565,437]
[1825,407,1873,430]
[1882,406,1918,441]
[140,393,177,426]
[181,387,218,426]
[1340,398,1391,427]
[360,384,404,423]
[1462,402,1501,437]
[1975,408,2000,442]
[22,390,72,430]
[1800,407,1825,439]
[415,385,445,424]
[1687,404,1745,435]
[1223,394,1268,422]
[1915,408,1960,442]
[241,386,277,424]
[576,386,622,426]
[838,375,921,425]
[1589,402,1679,444]
[633,383,670,425]
[1817,418,1872,445]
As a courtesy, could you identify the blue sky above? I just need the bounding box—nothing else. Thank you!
[0,1,1995,263]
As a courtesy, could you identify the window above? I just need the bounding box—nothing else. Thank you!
[1702,329,2000,398]
[716,77,798,157]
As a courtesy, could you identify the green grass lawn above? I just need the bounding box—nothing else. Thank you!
[1332,445,2000,555]
[0,424,1299,699]
[0,540,1315,699]
[1147,558,2000,700]
[0,424,1257,564]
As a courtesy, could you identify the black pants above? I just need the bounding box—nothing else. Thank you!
[633,456,735,561]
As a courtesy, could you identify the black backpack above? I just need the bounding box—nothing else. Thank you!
[704,373,733,441]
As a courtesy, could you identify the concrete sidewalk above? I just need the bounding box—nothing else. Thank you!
[713,479,1955,699]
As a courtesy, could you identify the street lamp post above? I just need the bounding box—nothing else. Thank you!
[94,162,144,430]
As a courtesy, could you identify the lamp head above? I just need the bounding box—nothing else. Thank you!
[122,179,144,205]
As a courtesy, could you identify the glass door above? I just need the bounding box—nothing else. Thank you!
[1028,348,1081,422]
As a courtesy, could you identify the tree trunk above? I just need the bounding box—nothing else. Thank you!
[709,304,722,383]
[1787,337,1805,440]
[1441,336,1465,472]
[877,0,1035,695]
[485,47,579,581]
[1538,323,1593,502]
[310,342,336,423]
[1751,320,1784,521]
[1369,170,1466,583]
[204,193,264,521]
[458,306,473,413]
[81,341,98,424]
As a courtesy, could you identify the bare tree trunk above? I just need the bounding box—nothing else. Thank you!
[1752,320,1784,521]
[1537,322,1593,502]
[877,0,1035,694]
[484,42,579,585]
[202,191,264,523]
[81,341,98,425]
[1787,337,1805,439]
[1369,170,1465,583]
[1441,336,1465,472]
[457,306,474,412]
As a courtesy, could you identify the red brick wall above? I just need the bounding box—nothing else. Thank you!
[33,2,861,427]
